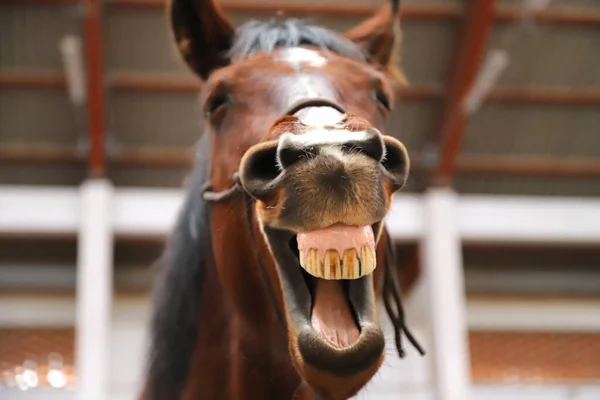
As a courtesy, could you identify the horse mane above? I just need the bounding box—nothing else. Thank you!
[228,18,367,63]
[143,133,212,399]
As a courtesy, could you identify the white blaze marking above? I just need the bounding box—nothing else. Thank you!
[299,107,344,126]
[279,128,371,148]
[282,48,328,69]
[278,47,342,127]
[278,128,382,165]
[297,75,320,99]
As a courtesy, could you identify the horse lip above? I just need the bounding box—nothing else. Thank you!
[297,319,385,376]
[261,225,384,375]
[297,275,385,376]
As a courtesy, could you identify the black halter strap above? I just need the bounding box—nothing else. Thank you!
[382,229,426,357]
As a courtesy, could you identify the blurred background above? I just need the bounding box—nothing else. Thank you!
[0,0,599,399]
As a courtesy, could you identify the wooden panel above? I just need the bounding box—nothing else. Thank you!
[470,331,600,383]
[0,328,77,389]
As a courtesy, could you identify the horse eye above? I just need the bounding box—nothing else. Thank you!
[205,93,231,117]
[375,90,391,112]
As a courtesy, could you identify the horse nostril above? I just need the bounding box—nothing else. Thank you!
[239,140,282,200]
[342,128,385,162]
[382,136,410,192]
[276,133,312,170]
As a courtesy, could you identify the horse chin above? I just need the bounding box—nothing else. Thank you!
[292,333,385,400]
[292,278,386,399]
[262,225,386,400]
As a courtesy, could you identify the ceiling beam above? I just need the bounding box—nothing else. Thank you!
[5,72,600,106]
[106,0,462,20]
[83,0,107,177]
[108,74,202,93]
[0,72,65,89]
[487,88,600,106]
[107,73,443,100]
[431,0,495,186]
[0,0,78,4]
[456,155,600,179]
[3,0,600,27]
[0,144,195,168]
[495,7,600,27]
[0,145,82,165]
[106,1,600,26]
[111,148,195,168]
[0,71,443,101]
[3,145,600,180]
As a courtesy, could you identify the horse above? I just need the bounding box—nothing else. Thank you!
[141,0,424,399]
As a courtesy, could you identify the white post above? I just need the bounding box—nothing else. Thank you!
[75,179,114,400]
[420,187,470,400]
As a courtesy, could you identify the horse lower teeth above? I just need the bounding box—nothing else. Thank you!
[299,246,375,280]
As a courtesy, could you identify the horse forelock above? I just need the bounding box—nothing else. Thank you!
[228,19,368,63]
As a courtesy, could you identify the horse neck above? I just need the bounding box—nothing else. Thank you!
[181,249,234,399]
[182,200,302,398]
[208,196,290,344]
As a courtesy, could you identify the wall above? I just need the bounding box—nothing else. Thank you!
[2,293,600,400]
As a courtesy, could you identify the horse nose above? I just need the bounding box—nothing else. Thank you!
[276,126,410,192]
[276,127,386,170]
[240,123,410,201]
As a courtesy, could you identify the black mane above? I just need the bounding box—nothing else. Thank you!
[228,18,367,62]
[144,133,212,399]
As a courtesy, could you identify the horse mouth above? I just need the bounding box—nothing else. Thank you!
[264,223,385,376]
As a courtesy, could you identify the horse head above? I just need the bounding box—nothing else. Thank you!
[145,1,421,399]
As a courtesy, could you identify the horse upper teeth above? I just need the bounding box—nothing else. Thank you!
[299,246,375,280]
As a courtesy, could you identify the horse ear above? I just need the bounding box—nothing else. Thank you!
[169,0,236,79]
[344,0,406,83]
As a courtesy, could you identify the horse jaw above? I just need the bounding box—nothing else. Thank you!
[261,224,386,400]
[238,114,408,399]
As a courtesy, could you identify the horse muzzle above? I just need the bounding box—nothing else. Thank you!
[239,114,409,225]
[238,114,409,399]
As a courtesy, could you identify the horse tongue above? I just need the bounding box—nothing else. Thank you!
[311,280,360,349]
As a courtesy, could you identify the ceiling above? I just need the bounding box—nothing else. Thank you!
[0,0,599,197]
